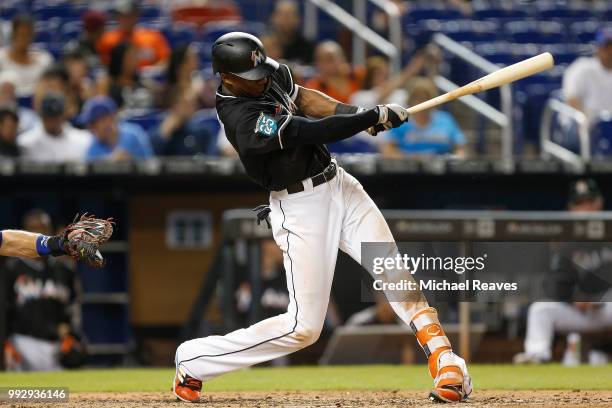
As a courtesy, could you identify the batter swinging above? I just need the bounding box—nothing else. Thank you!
[173,32,472,403]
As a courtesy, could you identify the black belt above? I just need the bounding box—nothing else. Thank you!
[285,162,337,194]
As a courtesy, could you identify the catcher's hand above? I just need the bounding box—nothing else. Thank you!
[62,214,114,268]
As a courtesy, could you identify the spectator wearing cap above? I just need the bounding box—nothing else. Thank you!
[563,27,612,122]
[64,10,107,70]
[80,96,153,162]
[32,65,82,122]
[97,0,170,69]
[18,92,92,162]
[568,178,604,212]
[0,15,53,97]
[0,71,39,133]
[0,105,19,157]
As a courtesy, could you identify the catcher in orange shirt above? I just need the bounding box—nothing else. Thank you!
[0,214,114,267]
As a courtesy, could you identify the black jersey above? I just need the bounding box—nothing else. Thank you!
[4,258,77,341]
[548,243,612,301]
[216,64,331,191]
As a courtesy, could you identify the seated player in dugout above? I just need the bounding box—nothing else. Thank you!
[173,33,472,404]
[514,179,612,365]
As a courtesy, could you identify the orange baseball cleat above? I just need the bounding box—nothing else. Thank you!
[173,367,203,403]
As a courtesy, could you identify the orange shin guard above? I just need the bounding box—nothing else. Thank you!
[410,307,451,378]
[410,307,469,402]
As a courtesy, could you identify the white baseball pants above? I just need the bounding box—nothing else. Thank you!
[524,301,612,360]
[175,165,427,381]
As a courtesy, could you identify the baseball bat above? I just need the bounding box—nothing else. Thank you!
[406,52,554,114]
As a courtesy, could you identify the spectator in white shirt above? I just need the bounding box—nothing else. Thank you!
[0,15,53,97]
[563,27,612,122]
[18,92,92,162]
[0,71,39,134]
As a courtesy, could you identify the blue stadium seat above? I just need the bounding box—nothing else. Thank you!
[570,21,600,44]
[505,21,566,44]
[121,110,164,136]
[34,5,78,22]
[515,83,560,148]
[61,21,82,42]
[405,7,464,22]
[473,8,529,20]
[591,115,612,157]
[0,6,18,20]
[441,20,500,43]
[162,23,197,47]
[139,7,162,21]
[474,42,514,66]
[537,6,594,21]
[192,109,221,138]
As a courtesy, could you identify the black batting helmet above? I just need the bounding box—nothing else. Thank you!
[212,32,279,80]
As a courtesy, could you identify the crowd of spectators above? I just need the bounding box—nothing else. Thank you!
[7,0,609,164]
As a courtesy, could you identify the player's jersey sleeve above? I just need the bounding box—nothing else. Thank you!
[274,64,299,102]
[218,99,291,156]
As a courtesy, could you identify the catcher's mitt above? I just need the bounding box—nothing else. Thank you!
[62,213,114,268]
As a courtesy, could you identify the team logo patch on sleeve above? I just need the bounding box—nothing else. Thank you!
[254,112,278,137]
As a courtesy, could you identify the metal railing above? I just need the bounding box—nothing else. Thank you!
[540,98,590,170]
[433,33,514,162]
[353,0,402,72]
[304,0,401,73]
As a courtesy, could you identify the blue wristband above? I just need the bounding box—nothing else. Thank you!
[36,235,52,256]
[0,231,3,248]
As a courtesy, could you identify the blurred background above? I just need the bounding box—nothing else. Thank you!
[0,0,611,371]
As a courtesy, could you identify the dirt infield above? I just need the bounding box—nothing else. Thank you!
[7,390,612,407]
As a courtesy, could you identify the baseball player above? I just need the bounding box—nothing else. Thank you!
[173,32,471,403]
[514,179,612,364]
[0,214,113,267]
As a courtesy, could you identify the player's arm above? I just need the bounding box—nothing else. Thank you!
[0,229,64,258]
[294,86,343,118]
[239,104,408,155]
[0,215,113,267]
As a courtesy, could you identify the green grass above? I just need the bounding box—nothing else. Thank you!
[0,365,610,393]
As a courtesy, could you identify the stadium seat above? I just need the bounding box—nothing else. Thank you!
[121,110,164,136]
[61,21,82,42]
[515,83,560,148]
[569,21,601,44]
[441,20,500,43]
[162,23,198,47]
[139,7,162,21]
[504,21,566,44]
[473,8,529,20]
[34,5,78,22]
[537,6,594,21]
[192,109,221,138]
[172,4,241,26]
[591,114,612,157]
[405,6,464,22]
